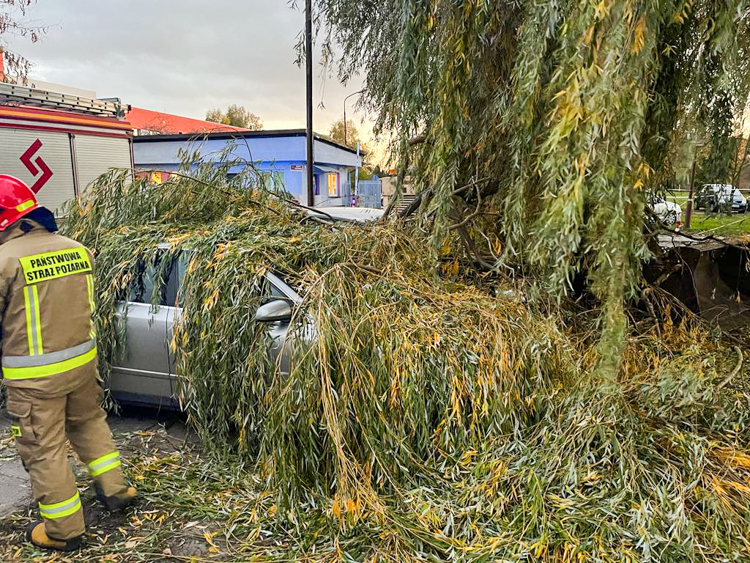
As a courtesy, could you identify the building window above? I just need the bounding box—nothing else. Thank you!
[255,171,285,191]
[327,173,340,197]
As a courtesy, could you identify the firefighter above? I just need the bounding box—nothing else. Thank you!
[0,175,136,552]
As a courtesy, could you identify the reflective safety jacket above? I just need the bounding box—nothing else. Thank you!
[0,220,98,395]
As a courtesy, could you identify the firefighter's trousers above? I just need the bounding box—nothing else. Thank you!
[6,374,127,540]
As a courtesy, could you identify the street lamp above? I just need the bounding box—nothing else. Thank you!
[343,90,363,146]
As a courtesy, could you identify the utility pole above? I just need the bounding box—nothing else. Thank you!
[355,140,360,202]
[685,146,698,230]
[305,0,314,207]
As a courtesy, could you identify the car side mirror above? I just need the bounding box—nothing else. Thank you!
[255,299,293,323]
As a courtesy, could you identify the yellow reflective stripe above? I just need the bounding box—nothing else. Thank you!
[2,347,96,380]
[15,200,35,212]
[88,451,121,477]
[23,285,42,356]
[90,459,121,477]
[86,274,95,311]
[32,285,43,355]
[23,286,34,355]
[39,492,82,519]
[86,274,97,338]
[39,492,80,510]
[3,339,96,368]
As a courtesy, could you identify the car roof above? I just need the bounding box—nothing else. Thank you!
[153,207,384,252]
[307,207,385,223]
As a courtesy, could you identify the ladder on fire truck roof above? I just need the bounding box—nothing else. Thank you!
[0,82,126,119]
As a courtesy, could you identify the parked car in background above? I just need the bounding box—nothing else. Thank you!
[648,197,682,226]
[107,207,382,409]
[696,184,747,213]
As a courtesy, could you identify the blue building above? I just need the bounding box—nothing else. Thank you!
[133,129,362,207]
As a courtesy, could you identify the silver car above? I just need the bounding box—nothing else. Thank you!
[697,184,748,213]
[107,207,383,408]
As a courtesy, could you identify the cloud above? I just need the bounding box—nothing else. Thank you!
[6,0,369,135]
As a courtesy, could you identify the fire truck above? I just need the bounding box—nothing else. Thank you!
[0,82,133,214]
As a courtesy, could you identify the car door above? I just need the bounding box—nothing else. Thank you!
[109,256,179,408]
[110,250,301,407]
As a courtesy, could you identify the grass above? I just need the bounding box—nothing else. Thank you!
[684,212,750,236]
[664,192,750,236]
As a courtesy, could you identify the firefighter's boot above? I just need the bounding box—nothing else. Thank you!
[26,522,83,552]
[94,482,138,511]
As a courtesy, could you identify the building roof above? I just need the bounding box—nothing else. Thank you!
[132,128,362,155]
[126,107,248,135]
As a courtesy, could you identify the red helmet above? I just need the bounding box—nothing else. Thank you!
[0,175,41,231]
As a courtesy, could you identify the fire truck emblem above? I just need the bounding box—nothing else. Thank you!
[20,139,53,193]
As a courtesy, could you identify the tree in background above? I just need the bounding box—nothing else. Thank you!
[0,0,46,83]
[329,118,360,149]
[315,0,750,378]
[329,118,377,180]
[206,104,263,130]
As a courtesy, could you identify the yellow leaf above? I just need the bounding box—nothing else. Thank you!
[594,0,609,19]
[632,17,646,54]
[203,531,218,549]
[584,25,595,45]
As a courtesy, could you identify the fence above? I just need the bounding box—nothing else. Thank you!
[357,179,382,209]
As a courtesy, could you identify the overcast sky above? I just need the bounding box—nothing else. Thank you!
[5,0,369,136]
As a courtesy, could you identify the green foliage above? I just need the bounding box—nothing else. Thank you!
[329,118,361,148]
[205,104,263,130]
[60,156,750,561]
[329,118,376,176]
[315,0,750,377]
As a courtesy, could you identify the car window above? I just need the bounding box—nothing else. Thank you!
[266,271,301,303]
[164,252,190,307]
[164,250,291,305]
[128,260,170,306]
[268,282,286,298]
[130,248,300,307]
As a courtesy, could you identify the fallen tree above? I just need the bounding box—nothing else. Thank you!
[313,0,750,380]
[59,160,750,561]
